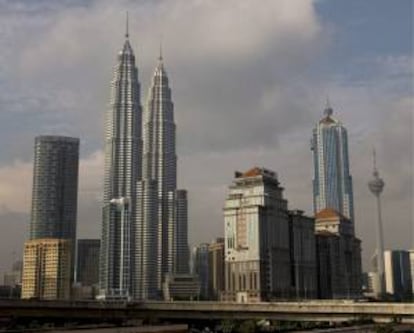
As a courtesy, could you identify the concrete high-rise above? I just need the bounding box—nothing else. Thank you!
[223,167,291,302]
[311,102,354,223]
[21,239,71,300]
[99,20,142,299]
[194,243,210,299]
[208,238,225,300]
[314,208,362,299]
[171,189,189,274]
[288,210,317,299]
[30,135,79,280]
[76,239,100,286]
[134,179,158,299]
[3,261,22,288]
[368,150,386,298]
[409,250,414,297]
[140,51,188,295]
[384,250,412,301]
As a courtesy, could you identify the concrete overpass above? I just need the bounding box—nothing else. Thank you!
[0,300,413,325]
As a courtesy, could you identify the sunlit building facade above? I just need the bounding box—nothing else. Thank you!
[223,167,291,302]
[21,239,71,300]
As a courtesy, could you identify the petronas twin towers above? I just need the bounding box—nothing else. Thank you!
[99,21,188,300]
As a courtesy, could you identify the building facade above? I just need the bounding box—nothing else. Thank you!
[76,239,100,286]
[194,243,210,299]
[99,27,142,299]
[134,179,158,299]
[30,135,79,279]
[162,274,200,301]
[384,250,412,300]
[410,250,414,297]
[21,239,71,300]
[208,238,225,300]
[311,103,354,223]
[223,167,291,302]
[288,210,317,299]
[315,208,362,299]
[3,261,22,288]
[140,53,188,296]
[172,190,189,274]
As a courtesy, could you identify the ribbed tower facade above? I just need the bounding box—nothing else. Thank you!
[311,103,355,223]
[99,25,142,299]
[140,54,188,297]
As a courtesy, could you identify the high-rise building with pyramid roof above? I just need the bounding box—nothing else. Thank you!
[311,102,355,223]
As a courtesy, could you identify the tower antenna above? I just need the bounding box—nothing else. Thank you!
[125,11,129,39]
[159,34,163,61]
[326,96,331,109]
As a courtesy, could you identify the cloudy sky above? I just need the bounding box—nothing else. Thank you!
[0,0,412,275]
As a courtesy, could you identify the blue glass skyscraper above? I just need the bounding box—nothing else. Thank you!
[311,103,355,223]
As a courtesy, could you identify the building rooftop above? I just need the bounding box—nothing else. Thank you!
[315,208,348,221]
[235,167,276,179]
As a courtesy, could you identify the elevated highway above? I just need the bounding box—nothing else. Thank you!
[0,300,413,324]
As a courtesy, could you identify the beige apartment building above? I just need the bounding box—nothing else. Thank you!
[21,239,71,300]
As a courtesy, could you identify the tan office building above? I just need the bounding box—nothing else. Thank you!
[21,239,71,300]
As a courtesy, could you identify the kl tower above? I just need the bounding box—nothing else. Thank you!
[368,149,386,298]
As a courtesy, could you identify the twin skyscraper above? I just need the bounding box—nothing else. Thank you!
[99,21,188,300]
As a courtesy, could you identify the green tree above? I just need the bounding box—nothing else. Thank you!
[374,323,395,333]
[237,320,256,333]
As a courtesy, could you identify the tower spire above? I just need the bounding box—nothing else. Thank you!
[324,97,333,117]
[326,96,331,109]
[158,36,163,62]
[125,11,129,39]
[159,43,163,61]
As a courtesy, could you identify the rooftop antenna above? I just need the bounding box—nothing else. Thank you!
[159,34,163,62]
[326,96,331,109]
[125,11,129,39]
[324,96,333,117]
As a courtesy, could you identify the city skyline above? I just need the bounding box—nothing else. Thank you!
[0,0,412,277]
